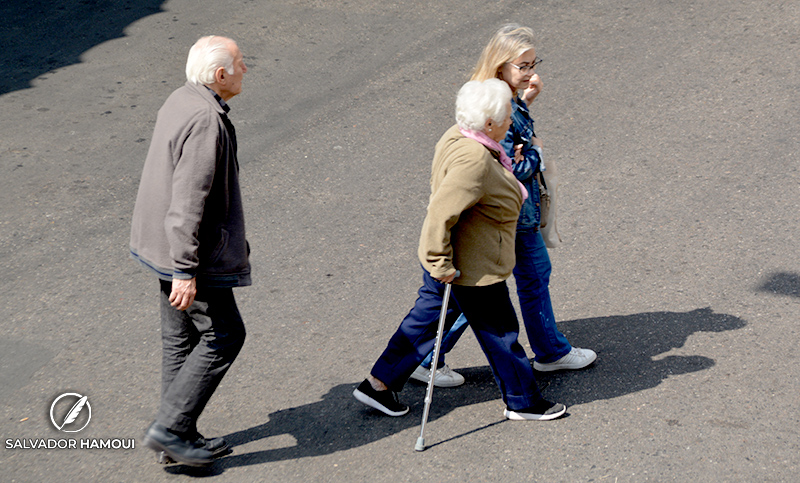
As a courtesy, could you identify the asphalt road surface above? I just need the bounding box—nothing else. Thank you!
[1,0,798,481]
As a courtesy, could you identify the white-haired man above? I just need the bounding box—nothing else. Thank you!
[131,36,249,467]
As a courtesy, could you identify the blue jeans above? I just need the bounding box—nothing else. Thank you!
[513,228,571,363]
[371,270,543,409]
[370,270,461,391]
[419,313,470,369]
[420,229,571,368]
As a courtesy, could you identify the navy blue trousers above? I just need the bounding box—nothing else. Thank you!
[371,270,543,410]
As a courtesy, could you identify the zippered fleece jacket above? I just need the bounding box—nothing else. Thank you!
[130,82,251,288]
[418,125,523,287]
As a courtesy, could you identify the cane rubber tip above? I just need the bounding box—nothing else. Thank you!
[414,437,425,452]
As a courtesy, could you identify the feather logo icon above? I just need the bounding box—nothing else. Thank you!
[50,393,92,432]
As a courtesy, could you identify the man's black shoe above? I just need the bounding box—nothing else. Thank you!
[353,379,409,416]
[196,433,231,456]
[144,422,215,467]
[157,432,231,464]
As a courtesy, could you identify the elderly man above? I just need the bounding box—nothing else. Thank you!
[130,35,249,467]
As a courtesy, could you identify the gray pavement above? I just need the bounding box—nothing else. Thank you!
[1,0,798,481]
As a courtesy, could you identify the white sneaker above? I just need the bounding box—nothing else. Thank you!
[533,347,597,372]
[409,364,465,387]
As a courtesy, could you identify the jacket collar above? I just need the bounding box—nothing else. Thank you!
[184,81,229,115]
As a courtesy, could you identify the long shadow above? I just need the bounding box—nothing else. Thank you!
[164,307,746,475]
[0,0,165,95]
[531,307,746,405]
[757,271,800,298]
[165,380,505,476]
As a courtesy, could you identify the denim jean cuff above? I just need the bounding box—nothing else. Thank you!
[504,393,544,411]
[534,344,572,364]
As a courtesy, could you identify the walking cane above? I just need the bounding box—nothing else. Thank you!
[415,270,459,452]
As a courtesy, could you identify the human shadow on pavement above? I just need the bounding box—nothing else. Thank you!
[164,307,745,474]
[0,0,165,95]
[165,380,504,475]
[528,307,747,405]
[757,271,800,298]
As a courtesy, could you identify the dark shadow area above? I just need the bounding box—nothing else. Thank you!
[0,0,166,95]
[531,307,746,404]
[757,271,800,298]
[163,307,745,474]
[165,380,504,476]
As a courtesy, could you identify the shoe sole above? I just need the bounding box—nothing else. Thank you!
[353,389,409,417]
[432,379,465,388]
[504,406,567,421]
[143,436,214,467]
[533,355,597,372]
[158,446,232,465]
[409,373,465,388]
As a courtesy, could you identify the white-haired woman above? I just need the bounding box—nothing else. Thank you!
[413,25,596,385]
[353,78,566,421]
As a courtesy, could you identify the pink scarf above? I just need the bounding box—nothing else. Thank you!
[458,128,528,201]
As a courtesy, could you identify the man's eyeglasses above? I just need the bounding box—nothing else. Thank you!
[507,57,543,74]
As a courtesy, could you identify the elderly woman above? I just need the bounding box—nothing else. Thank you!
[412,25,596,386]
[353,78,566,421]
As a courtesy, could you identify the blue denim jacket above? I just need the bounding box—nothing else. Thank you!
[499,96,542,229]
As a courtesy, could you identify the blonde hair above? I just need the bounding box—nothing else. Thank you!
[470,24,536,84]
[185,36,235,85]
[455,78,512,132]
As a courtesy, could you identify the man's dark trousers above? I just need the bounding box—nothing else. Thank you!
[157,280,246,435]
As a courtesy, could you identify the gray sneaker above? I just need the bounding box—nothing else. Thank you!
[409,364,465,387]
[533,347,597,372]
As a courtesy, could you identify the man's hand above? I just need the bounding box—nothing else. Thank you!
[169,277,197,311]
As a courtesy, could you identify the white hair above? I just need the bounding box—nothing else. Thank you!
[455,78,512,132]
[185,36,235,85]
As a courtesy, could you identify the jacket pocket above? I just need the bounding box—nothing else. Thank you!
[497,229,516,272]
[496,231,504,265]
[207,228,229,264]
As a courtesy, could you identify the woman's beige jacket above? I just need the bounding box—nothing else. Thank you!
[418,125,523,287]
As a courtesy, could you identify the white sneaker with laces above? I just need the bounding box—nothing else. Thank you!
[533,347,597,372]
[410,364,465,387]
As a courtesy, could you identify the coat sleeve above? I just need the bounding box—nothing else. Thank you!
[163,112,220,278]
[418,149,488,279]
[500,126,537,183]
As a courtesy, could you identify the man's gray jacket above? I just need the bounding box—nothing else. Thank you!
[130,81,251,288]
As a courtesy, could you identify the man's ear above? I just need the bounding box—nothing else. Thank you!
[214,66,227,85]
